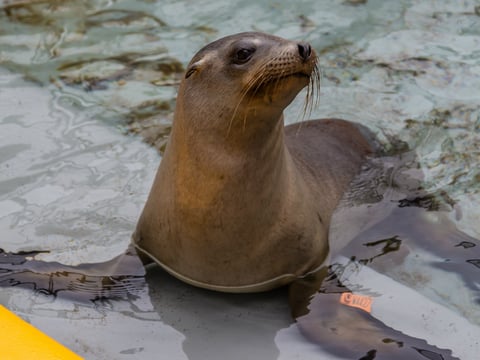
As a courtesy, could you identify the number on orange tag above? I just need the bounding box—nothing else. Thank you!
[339,292,373,313]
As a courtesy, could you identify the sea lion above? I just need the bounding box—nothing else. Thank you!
[130,33,478,359]
[132,32,375,292]
[2,32,477,360]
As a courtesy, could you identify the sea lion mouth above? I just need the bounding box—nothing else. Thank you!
[289,72,312,80]
[256,73,312,93]
[253,69,314,89]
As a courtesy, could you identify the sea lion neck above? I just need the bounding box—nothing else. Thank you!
[167,111,288,183]
[172,87,287,155]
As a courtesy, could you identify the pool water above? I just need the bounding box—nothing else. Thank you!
[1,0,479,359]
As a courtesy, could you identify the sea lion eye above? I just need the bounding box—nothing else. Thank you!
[233,47,255,64]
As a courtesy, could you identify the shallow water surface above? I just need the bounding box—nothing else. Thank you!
[1,0,480,359]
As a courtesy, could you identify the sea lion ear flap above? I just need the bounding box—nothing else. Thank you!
[185,58,204,79]
[185,66,197,79]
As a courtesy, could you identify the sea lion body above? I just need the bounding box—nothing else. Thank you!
[132,32,373,292]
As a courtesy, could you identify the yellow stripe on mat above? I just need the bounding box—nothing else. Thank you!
[0,305,83,360]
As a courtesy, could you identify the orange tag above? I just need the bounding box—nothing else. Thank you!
[340,292,373,313]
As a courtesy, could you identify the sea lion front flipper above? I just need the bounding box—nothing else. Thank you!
[289,264,462,360]
[0,246,146,303]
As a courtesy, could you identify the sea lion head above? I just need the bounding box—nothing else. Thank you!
[175,32,319,133]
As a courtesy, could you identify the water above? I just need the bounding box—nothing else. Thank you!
[1,0,480,359]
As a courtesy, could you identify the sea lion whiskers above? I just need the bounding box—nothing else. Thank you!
[270,49,291,100]
[302,61,321,120]
[295,61,320,136]
[259,47,320,124]
[251,47,319,116]
[258,47,293,91]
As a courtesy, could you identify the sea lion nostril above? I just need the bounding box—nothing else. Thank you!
[298,42,312,60]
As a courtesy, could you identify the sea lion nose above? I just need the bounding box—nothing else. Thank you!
[297,42,312,60]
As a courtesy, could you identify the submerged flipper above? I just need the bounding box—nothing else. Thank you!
[290,262,465,360]
[0,245,146,304]
[289,151,479,359]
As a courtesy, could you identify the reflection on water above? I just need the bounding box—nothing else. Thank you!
[1,0,480,359]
